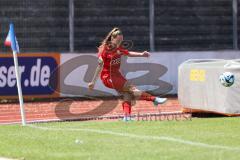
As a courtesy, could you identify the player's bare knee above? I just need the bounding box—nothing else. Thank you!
[131,87,142,98]
[123,92,132,102]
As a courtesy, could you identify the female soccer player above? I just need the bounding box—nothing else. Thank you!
[88,27,167,121]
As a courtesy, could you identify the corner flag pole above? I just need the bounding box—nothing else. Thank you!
[5,23,26,126]
[13,51,26,126]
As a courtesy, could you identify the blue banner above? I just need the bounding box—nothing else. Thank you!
[0,54,59,97]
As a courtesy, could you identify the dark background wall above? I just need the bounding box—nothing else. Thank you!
[0,0,238,52]
[0,0,69,52]
[74,0,149,52]
[238,0,240,48]
[155,0,233,51]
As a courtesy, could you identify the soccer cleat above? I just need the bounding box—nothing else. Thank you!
[122,116,129,122]
[122,116,135,122]
[153,97,167,106]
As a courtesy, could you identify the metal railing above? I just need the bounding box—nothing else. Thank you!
[233,0,238,50]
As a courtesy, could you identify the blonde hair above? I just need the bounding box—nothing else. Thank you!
[98,27,122,52]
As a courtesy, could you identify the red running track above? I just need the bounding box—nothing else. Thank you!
[0,97,182,124]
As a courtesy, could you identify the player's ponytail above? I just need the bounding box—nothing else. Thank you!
[98,27,122,53]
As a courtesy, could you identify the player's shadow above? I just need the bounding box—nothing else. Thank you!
[191,112,227,118]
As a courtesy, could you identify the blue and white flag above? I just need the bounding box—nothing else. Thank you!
[4,23,20,53]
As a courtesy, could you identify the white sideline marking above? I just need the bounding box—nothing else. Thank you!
[29,125,240,151]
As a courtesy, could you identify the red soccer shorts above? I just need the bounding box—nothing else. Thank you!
[100,71,127,91]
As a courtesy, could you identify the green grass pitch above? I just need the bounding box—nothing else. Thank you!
[0,117,240,160]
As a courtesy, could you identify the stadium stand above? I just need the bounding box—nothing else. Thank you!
[0,0,69,52]
[238,1,240,47]
[74,0,149,52]
[0,0,238,52]
[155,0,233,51]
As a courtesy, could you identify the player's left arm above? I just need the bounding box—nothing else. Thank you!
[119,47,150,57]
[128,51,150,57]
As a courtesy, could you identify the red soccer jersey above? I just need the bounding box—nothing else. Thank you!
[98,45,129,74]
[97,45,129,90]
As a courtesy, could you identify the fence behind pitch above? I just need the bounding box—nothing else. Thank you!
[0,0,238,53]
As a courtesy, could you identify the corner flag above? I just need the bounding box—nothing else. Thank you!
[4,23,26,126]
[4,23,20,53]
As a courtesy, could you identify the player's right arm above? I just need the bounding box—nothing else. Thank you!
[88,57,104,90]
